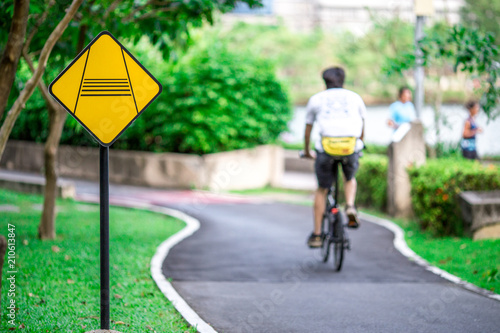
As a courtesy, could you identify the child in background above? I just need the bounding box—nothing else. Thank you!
[461,100,483,160]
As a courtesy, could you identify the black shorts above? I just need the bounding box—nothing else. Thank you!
[315,151,359,189]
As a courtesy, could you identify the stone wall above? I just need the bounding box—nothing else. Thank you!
[387,121,426,218]
[0,141,283,191]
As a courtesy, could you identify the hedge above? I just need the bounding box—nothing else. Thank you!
[408,159,500,236]
[335,153,388,211]
[356,154,388,211]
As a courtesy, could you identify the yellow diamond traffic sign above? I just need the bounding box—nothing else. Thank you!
[49,31,162,146]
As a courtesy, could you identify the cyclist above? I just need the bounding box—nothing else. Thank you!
[303,67,366,248]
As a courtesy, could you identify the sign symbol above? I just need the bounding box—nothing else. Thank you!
[49,31,162,146]
[80,78,131,97]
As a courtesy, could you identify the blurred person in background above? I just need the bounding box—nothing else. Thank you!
[387,87,416,129]
[461,100,483,160]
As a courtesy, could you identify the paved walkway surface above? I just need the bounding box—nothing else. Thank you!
[1,169,499,332]
[163,202,499,333]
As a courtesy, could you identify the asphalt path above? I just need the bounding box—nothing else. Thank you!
[163,202,500,333]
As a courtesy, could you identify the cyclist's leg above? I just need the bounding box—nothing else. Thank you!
[313,188,328,233]
[309,152,334,247]
[341,153,360,228]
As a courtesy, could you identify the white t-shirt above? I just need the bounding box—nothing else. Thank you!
[305,88,366,152]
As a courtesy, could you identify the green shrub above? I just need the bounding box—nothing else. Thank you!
[9,37,292,154]
[364,143,388,155]
[129,39,291,154]
[337,153,388,211]
[408,158,500,236]
[356,154,388,211]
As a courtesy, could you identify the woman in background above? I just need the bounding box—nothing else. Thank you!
[387,86,416,130]
[461,100,483,160]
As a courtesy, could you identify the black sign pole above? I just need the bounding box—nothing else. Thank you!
[99,145,110,330]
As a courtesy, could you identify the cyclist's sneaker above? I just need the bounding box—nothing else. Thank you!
[346,205,359,229]
[307,233,322,248]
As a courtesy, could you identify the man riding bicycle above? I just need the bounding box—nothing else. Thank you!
[303,67,366,248]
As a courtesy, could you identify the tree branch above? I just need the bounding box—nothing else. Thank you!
[0,0,30,120]
[135,4,181,21]
[0,0,84,159]
[123,0,180,22]
[23,0,56,56]
[103,0,122,20]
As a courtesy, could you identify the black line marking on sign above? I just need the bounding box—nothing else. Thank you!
[84,78,128,81]
[74,49,91,115]
[83,85,130,87]
[81,94,132,96]
[121,48,138,114]
[81,89,131,92]
[83,82,130,84]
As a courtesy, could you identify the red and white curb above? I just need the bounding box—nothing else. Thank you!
[360,212,500,302]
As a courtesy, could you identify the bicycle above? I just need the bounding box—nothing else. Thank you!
[320,160,350,271]
[300,151,350,271]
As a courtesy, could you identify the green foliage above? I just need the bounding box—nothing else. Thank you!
[142,38,291,154]
[461,0,500,46]
[364,143,388,155]
[364,208,500,293]
[2,0,264,137]
[338,154,388,211]
[207,18,416,105]
[341,17,414,98]
[384,21,500,121]
[408,159,500,236]
[214,23,337,104]
[446,25,500,120]
[356,154,388,211]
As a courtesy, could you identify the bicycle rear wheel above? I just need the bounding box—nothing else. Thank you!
[333,213,345,271]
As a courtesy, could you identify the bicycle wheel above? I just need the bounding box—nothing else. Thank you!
[333,212,345,271]
[320,214,331,262]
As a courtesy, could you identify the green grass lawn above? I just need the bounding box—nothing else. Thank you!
[362,208,500,294]
[0,189,194,333]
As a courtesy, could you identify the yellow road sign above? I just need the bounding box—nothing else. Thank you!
[49,31,162,146]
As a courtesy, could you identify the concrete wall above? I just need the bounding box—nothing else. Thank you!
[0,141,283,191]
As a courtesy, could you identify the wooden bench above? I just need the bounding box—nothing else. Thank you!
[459,191,500,240]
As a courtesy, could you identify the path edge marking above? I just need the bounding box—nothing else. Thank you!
[360,212,500,302]
[76,194,218,333]
[148,205,219,333]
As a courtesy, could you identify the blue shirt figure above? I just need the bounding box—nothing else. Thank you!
[461,100,482,160]
[388,87,416,129]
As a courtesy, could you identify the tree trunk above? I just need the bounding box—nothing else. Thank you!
[0,235,7,309]
[0,0,84,160]
[39,106,67,239]
[31,24,87,240]
[23,54,68,240]
[0,0,30,120]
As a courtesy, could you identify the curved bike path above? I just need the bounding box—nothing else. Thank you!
[163,202,500,333]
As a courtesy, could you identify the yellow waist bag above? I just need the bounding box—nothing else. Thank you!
[321,136,356,156]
